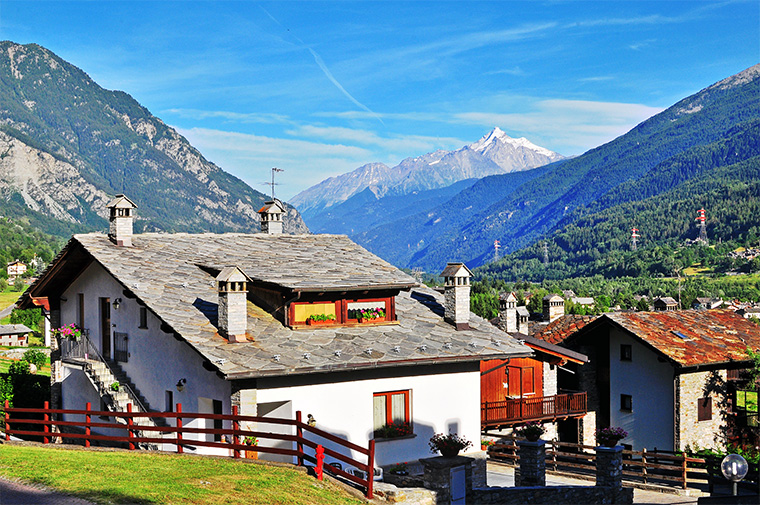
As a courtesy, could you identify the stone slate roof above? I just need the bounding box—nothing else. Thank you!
[0,324,32,336]
[532,315,598,345]
[68,233,530,379]
[601,310,760,367]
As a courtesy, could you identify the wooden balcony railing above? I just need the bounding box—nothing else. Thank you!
[481,391,587,429]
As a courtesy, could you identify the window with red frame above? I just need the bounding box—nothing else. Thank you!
[373,390,411,439]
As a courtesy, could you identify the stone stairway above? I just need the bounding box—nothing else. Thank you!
[82,359,166,430]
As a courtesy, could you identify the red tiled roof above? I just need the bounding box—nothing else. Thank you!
[603,310,760,367]
[532,315,598,345]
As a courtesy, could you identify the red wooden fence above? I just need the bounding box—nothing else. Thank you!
[4,400,375,499]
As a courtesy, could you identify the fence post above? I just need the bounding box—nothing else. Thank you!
[85,402,91,448]
[4,399,9,441]
[43,401,50,444]
[552,439,558,471]
[367,439,375,499]
[232,405,240,459]
[296,411,304,467]
[681,451,687,490]
[127,403,135,450]
[176,403,183,454]
[316,445,324,481]
[641,447,647,484]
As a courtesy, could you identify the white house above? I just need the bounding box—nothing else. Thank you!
[536,310,760,451]
[19,195,531,468]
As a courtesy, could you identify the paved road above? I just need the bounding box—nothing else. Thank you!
[0,477,97,505]
[0,303,15,319]
[487,463,700,504]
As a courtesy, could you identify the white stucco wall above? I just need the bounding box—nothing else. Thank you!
[256,365,481,468]
[59,262,231,454]
[608,327,675,451]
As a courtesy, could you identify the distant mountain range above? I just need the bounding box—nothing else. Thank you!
[0,41,308,238]
[352,63,760,274]
[291,127,564,223]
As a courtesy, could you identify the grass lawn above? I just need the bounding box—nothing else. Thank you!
[0,443,365,505]
[0,291,22,309]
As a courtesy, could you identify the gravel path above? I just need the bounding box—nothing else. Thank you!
[0,477,99,505]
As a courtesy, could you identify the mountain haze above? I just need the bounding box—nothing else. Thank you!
[0,41,308,237]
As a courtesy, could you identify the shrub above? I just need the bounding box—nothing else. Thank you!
[23,349,46,369]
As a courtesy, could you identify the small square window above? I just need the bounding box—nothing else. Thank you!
[621,394,633,412]
[139,307,148,329]
[698,397,712,421]
[620,344,632,361]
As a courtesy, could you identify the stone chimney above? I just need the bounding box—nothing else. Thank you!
[106,195,137,247]
[516,306,529,335]
[542,294,565,322]
[216,266,251,343]
[440,262,472,330]
[258,199,285,235]
[499,292,518,333]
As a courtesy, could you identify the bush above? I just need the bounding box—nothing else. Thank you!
[23,349,46,369]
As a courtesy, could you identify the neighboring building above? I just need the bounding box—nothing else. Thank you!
[19,195,532,468]
[7,260,26,279]
[535,310,760,452]
[542,294,565,322]
[0,324,32,346]
[653,297,678,311]
[737,306,760,320]
[694,297,724,310]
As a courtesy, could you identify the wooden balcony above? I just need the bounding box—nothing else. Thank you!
[481,391,587,430]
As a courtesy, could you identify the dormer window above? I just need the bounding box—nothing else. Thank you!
[288,294,397,328]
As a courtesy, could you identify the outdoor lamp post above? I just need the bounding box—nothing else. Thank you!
[721,453,748,496]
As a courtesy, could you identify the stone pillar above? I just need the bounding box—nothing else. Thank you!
[596,446,623,489]
[420,455,473,504]
[517,440,546,487]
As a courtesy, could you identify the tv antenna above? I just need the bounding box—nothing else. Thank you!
[262,167,284,199]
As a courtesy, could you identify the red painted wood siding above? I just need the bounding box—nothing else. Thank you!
[481,357,544,403]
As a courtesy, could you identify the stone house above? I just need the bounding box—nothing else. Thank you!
[0,324,32,346]
[18,195,532,468]
[653,297,678,311]
[535,310,760,451]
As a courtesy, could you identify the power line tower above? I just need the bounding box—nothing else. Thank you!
[543,241,549,266]
[631,227,640,251]
[262,167,284,199]
[493,239,501,262]
[696,208,707,244]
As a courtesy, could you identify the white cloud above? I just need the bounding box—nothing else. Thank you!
[165,109,293,124]
[286,125,465,152]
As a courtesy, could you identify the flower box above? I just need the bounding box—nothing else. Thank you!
[306,319,333,326]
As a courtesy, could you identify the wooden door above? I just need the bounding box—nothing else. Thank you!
[100,297,111,359]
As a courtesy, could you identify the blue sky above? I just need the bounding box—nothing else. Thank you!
[1,1,758,200]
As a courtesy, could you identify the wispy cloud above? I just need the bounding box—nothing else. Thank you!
[628,39,657,51]
[485,67,527,77]
[286,125,465,152]
[164,109,293,125]
[578,76,615,82]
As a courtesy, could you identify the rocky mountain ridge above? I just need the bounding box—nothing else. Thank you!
[0,41,307,236]
[291,127,563,216]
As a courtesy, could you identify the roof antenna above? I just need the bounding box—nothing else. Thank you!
[262,167,284,199]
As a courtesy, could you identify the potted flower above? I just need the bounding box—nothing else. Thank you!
[243,436,259,459]
[429,432,472,458]
[306,314,336,326]
[595,427,628,447]
[515,422,546,442]
[481,439,495,451]
[52,323,82,341]
[389,462,408,476]
[110,381,120,392]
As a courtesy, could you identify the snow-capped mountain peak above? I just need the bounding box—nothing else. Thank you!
[470,127,510,152]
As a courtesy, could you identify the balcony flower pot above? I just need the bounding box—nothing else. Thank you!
[306,319,332,326]
[525,433,541,442]
[440,448,460,458]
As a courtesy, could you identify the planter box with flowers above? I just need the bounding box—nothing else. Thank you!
[306,314,336,326]
[429,432,472,458]
[595,427,628,448]
[53,323,83,340]
[358,308,385,323]
[515,422,546,442]
[374,421,413,440]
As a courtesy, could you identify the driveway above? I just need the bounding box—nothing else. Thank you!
[0,477,98,505]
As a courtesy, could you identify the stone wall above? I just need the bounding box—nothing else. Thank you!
[471,486,633,504]
[677,370,727,451]
[580,411,597,447]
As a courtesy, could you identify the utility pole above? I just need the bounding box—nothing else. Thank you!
[494,240,501,262]
[631,227,640,251]
[696,208,707,244]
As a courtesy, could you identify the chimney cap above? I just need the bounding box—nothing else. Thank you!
[543,294,564,302]
[106,194,138,210]
[440,262,472,278]
[258,198,285,215]
[216,266,251,283]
